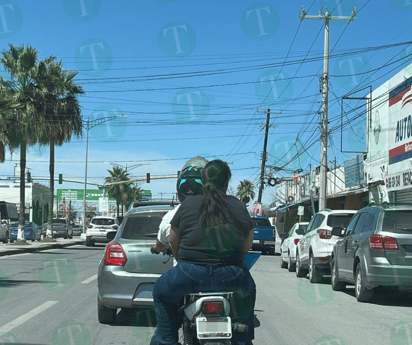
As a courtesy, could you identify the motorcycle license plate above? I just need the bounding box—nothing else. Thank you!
[196,316,232,340]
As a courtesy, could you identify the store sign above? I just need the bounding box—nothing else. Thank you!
[344,155,364,188]
[385,170,412,191]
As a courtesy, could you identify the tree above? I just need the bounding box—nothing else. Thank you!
[236,180,256,204]
[35,59,84,237]
[0,92,20,162]
[125,185,144,210]
[105,167,132,218]
[0,44,43,241]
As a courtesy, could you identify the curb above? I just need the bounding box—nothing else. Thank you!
[0,240,83,257]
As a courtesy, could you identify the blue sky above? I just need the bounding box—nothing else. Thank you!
[1,0,412,206]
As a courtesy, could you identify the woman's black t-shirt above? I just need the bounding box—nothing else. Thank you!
[170,194,253,265]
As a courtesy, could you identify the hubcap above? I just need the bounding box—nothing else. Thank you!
[356,270,361,296]
[309,258,313,279]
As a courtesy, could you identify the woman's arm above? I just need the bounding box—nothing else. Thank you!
[170,226,180,260]
[244,228,253,252]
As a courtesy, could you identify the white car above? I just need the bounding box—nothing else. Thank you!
[296,209,357,283]
[280,222,308,272]
[86,216,119,246]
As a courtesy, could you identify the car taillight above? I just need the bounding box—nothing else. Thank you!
[202,301,224,314]
[369,235,399,251]
[104,242,127,266]
[113,225,118,230]
[88,224,92,229]
[27,229,32,232]
[294,238,300,245]
[317,229,331,239]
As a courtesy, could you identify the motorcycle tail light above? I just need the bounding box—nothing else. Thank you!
[202,301,224,314]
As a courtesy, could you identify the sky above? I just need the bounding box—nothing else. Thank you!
[1,0,412,208]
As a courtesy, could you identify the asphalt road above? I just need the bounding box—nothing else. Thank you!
[0,245,411,344]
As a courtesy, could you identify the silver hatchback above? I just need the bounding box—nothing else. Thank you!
[97,204,175,324]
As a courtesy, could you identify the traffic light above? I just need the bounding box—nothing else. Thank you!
[146,173,150,183]
[59,174,63,184]
[26,171,31,183]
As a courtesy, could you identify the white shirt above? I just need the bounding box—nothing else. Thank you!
[157,205,181,266]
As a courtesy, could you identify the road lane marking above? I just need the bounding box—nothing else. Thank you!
[0,301,58,336]
[81,274,97,284]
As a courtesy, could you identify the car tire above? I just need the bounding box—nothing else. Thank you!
[85,238,91,246]
[331,259,346,291]
[2,232,8,244]
[309,254,322,283]
[64,231,68,239]
[97,297,116,324]
[262,249,267,255]
[269,248,275,256]
[355,263,374,302]
[296,251,308,278]
[288,253,296,272]
[31,233,36,242]
[10,239,14,243]
[280,256,288,269]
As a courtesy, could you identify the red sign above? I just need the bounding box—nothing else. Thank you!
[62,202,66,217]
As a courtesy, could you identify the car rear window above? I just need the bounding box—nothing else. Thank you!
[121,212,166,239]
[382,210,412,233]
[92,218,115,226]
[296,224,307,235]
[253,218,271,227]
[327,214,354,229]
[53,219,66,224]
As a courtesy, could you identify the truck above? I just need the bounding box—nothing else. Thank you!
[0,201,18,244]
[50,218,73,239]
[251,215,276,255]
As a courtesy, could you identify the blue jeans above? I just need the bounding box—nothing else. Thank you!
[150,261,256,345]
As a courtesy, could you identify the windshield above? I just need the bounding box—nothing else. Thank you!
[327,214,354,229]
[382,210,412,233]
[53,219,67,224]
[121,212,166,239]
[92,218,116,226]
[252,218,271,227]
[296,224,308,235]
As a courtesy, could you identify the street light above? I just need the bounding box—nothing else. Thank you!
[105,162,150,173]
[82,116,127,233]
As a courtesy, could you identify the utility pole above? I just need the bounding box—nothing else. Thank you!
[300,7,356,211]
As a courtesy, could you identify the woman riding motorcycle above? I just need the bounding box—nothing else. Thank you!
[150,159,256,345]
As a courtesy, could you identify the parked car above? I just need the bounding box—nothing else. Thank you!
[86,216,119,246]
[97,203,175,324]
[280,222,309,272]
[0,220,9,243]
[296,209,357,282]
[331,204,412,302]
[251,216,276,255]
[9,221,41,242]
[50,218,73,239]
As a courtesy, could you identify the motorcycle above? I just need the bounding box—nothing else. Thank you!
[151,247,261,345]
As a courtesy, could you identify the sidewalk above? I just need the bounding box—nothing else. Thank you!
[0,237,84,257]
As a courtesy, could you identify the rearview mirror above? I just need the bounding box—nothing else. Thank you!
[107,231,117,241]
[331,227,344,237]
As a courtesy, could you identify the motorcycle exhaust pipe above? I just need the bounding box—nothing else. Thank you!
[232,323,248,333]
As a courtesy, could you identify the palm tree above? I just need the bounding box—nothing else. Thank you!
[35,59,84,237]
[0,44,43,241]
[0,92,20,162]
[125,185,144,210]
[105,167,132,218]
[236,180,256,204]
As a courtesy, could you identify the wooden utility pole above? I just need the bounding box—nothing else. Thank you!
[257,109,271,203]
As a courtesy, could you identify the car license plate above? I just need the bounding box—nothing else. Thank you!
[99,228,107,232]
[196,316,232,340]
